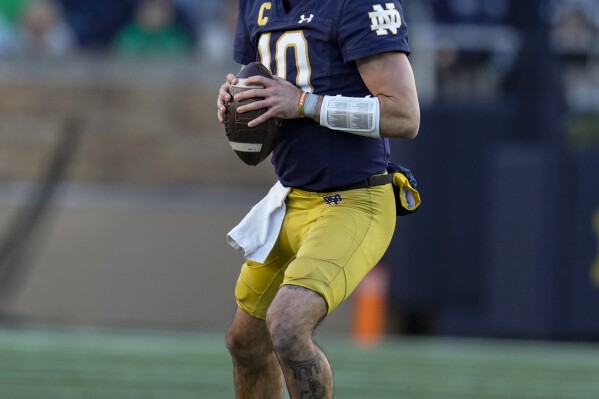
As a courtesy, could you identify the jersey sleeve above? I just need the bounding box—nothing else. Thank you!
[233,3,255,65]
[337,0,411,62]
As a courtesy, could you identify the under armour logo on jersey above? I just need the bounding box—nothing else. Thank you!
[323,194,343,206]
[369,3,402,36]
[298,14,314,23]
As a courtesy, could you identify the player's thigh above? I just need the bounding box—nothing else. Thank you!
[283,184,396,313]
[234,243,289,320]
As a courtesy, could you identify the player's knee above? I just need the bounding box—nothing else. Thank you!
[266,286,327,359]
[267,319,296,360]
[266,309,308,360]
[225,324,247,358]
[226,323,267,362]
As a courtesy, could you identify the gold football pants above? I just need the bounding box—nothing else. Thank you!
[234,183,396,319]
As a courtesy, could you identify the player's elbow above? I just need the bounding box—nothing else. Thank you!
[380,94,420,139]
[403,98,420,139]
[385,110,420,139]
[404,111,420,139]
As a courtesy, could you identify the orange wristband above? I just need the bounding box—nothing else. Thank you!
[298,91,308,117]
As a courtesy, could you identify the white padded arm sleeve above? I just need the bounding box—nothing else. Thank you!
[319,95,381,138]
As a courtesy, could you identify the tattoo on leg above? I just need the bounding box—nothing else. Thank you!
[288,354,327,399]
[306,378,326,399]
[288,354,322,381]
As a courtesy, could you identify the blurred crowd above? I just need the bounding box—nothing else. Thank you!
[0,0,237,59]
[0,0,595,61]
[0,0,593,55]
[0,0,596,148]
[547,0,599,149]
[406,0,599,149]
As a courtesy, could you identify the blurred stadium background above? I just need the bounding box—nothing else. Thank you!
[0,0,598,398]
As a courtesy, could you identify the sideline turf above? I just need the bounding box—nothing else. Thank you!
[1,325,599,399]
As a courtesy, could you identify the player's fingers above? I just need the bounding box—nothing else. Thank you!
[216,99,228,118]
[247,111,272,128]
[217,99,228,122]
[243,76,272,88]
[234,87,266,102]
[218,95,230,107]
[226,73,238,85]
[237,98,268,114]
[217,91,225,107]
[217,82,232,121]
[218,83,233,103]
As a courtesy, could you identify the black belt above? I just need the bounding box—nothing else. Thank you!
[306,173,394,192]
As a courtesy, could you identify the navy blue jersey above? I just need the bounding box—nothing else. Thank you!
[234,0,411,191]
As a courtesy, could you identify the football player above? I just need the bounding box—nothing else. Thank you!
[217,0,419,398]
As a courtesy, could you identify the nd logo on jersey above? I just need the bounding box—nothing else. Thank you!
[369,3,402,36]
[592,209,599,287]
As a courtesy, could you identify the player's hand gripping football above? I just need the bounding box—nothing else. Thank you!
[233,75,303,127]
[217,73,303,127]
[217,73,238,124]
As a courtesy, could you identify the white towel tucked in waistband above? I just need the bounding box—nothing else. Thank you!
[227,181,291,263]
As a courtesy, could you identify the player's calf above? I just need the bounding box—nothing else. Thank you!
[266,285,333,399]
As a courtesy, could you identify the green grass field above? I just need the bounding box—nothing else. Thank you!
[1,325,599,399]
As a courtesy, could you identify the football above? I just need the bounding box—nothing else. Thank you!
[224,62,281,166]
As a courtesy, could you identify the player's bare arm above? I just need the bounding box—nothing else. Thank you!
[356,51,420,139]
[228,52,419,140]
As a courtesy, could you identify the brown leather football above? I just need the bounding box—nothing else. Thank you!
[224,62,282,166]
